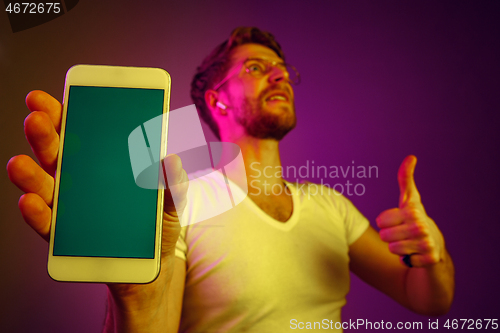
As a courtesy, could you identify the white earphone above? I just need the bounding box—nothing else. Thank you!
[216,101,227,110]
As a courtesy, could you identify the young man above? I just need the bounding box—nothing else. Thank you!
[7,27,454,332]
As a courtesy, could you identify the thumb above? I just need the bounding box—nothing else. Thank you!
[162,154,189,217]
[398,155,421,208]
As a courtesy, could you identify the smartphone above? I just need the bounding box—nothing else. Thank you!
[48,65,170,283]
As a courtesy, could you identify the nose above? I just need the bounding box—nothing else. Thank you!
[268,66,290,84]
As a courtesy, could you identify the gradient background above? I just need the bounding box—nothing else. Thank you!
[1,1,499,332]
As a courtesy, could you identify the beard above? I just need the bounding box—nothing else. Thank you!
[234,86,297,141]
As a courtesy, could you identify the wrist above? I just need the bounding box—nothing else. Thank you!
[107,253,176,310]
[105,255,176,332]
[105,280,170,333]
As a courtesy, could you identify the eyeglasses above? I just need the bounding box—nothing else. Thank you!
[212,57,300,91]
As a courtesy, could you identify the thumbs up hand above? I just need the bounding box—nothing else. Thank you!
[376,155,445,268]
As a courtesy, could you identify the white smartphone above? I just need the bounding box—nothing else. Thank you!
[48,65,171,283]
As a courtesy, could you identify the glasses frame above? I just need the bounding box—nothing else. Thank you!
[212,57,300,91]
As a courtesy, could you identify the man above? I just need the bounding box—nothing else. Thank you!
[7,27,454,332]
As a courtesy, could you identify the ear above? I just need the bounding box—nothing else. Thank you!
[205,89,227,116]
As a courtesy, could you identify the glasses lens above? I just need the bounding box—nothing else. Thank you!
[244,59,300,85]
[245,59,267,76]
[286,64,300,85]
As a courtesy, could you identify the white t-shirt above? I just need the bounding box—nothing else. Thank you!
[175,171,369,332]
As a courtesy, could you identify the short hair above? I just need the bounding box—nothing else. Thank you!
[190,27,285,140]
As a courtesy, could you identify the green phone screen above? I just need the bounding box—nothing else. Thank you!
[53,86,164,258]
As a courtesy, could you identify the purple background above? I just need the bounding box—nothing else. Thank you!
[1,1,499,331]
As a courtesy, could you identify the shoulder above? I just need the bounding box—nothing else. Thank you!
[180,168,239,226]
[286,180,367,224]
[185,168,233,200]
[188,168,225,186]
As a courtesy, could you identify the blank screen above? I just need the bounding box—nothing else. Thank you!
[53,86,164,258]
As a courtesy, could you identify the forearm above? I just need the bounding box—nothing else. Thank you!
[404,249,455,315]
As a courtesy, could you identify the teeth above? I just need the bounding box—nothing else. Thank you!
[269,95,286,101]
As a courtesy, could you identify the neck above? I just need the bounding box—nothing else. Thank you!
[216,136,284,196]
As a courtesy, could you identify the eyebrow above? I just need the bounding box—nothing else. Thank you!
[246,57,285,64]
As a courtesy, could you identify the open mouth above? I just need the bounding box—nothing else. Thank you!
[265,92,289,102]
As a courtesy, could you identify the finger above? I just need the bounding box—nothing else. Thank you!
[388,238,433,256]
[162,154,189,218]
[161,219,182,257]
[376,207,404,228]
[401,252,441,267]
[25,90,62,133]
[380,218,430,243]
[18,193,51,242]
[24,111,59,176]
[162,154,186,187]
[7,155,54,207]
[379,223,414,243]
[398,155,421,208]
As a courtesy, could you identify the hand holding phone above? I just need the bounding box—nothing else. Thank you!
[7,76,188,280]
[7,66,189,330]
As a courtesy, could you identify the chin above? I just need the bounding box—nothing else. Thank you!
[246,113,296,141]
[264,102,294,115]
[238,99,296,140]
